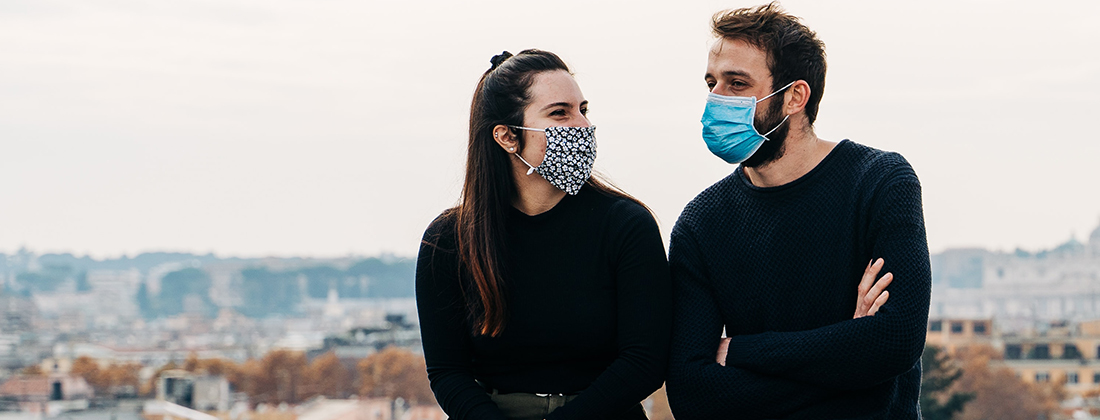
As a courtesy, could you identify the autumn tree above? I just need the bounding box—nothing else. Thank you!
[71,356,107,394]
[304,351,352,399]
[920,346,974,420]
[358,346,434,405]
[21,364,45,376]
[953,345,1066,420]
[248,350,308,405]
[101,363,142,396]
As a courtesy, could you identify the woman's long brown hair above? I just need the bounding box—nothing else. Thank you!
[456,50,648,337]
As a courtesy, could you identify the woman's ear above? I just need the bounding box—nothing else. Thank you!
[492,124,518,153]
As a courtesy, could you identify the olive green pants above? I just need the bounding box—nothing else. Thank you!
[488,389,579,420]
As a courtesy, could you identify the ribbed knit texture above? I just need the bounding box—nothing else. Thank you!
[666,140,931,419]
[417,187,672,420]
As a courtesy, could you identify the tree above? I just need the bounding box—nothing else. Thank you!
[920,346,974,420]
[21,364,45,376]
[953,345,1066,420]
[158,268,215,317]
[245,350,308,404]
[136,282,156,319]
[75,271,92,292]
[239,268,301,318]
[305,351,352,399]
[71,356,110,395]
[358,346,434,405]
[346,258,415,298]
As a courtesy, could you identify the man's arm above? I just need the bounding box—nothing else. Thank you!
[723,166,931,390]
[666,218,832,419]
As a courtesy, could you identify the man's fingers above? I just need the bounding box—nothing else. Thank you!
[865,272,894,306]
[868,290,889,316]
[858,258,883,296]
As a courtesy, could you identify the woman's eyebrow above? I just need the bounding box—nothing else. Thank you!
[540,102,573,111]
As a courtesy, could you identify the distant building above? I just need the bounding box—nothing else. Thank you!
[0,374,93,415]
[157,370,230,412]
[930,221,1100,329]
[927,318,1100,396]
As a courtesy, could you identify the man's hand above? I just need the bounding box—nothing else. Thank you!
[716,258,892,366]
[854,258,892,318]
[717,337,731,366]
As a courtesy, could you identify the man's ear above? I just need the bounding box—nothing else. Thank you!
[492,124,518,153]
[783,80,811,117]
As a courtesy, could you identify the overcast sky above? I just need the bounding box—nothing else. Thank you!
[2,0,1099,259]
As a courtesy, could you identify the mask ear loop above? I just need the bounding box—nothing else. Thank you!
[756,80,796,141]
[508,125,545,175]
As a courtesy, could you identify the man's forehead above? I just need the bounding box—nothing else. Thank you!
[707,38,768,75]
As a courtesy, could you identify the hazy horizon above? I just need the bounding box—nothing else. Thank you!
[3,0,1099,259]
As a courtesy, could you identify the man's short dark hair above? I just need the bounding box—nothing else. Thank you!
[712,2,827,125]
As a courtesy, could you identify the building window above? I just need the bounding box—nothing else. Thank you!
[1028,344,1051,360]
[1068,372,1079,384]
[1093,372,1100,384]
[1036,372,1050,382]
[1064,344,1082,360]
[929,321,942,332]
[1005,344,1023,360]
[973,322,987,335]
[951,322,964,333]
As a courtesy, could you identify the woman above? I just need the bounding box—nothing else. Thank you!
[415,49,671,420]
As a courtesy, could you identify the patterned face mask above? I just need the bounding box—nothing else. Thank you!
[510,125,597,195]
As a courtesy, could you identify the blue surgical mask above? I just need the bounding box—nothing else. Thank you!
[701,81,795,164]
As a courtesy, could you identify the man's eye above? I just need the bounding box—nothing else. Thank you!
[551,109,566,116]
[580,108,589,116]
[706,81,716,89]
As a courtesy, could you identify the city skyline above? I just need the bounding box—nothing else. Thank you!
[3,0,1099,259]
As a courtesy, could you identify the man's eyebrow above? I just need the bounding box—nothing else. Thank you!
[722,70,752,79]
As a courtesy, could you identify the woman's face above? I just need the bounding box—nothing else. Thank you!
[517,70,590,167]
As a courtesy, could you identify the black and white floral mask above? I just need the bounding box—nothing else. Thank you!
[510,125,597,195]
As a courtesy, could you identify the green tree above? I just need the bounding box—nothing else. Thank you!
[136,282,156,319]
[75,271,92,292]
[158,267,215,317]
[920,346,974,420]
[346,258,415,298]
[239,268,301,318]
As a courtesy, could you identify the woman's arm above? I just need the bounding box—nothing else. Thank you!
[544,202,673,420]
[416,216,508,420]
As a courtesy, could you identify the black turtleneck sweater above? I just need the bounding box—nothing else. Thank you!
[416,187,672,420]
[666,140,931,419]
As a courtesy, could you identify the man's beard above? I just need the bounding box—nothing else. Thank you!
[741,95,789,169]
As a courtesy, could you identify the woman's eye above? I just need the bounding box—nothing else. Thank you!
[580,108,589,116]
[706,81,716,89]
[550,109,566,116]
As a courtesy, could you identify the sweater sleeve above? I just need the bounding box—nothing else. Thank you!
[723,166,931,390]
[415,216,508,420]
[546,202,673,420]
[666,218,832,419]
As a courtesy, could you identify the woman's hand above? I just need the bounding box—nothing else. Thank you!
[854,258,892,319]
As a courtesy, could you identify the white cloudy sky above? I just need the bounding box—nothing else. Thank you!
[2,0,1099,259]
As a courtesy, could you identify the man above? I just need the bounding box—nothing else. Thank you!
[665,3,931,419]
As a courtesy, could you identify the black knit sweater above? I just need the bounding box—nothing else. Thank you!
[666,140,931,419]
[416,187,672,420]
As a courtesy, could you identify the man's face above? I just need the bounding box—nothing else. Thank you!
[704,38,788,168]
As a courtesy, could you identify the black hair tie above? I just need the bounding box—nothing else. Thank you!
[489,51,513,70]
